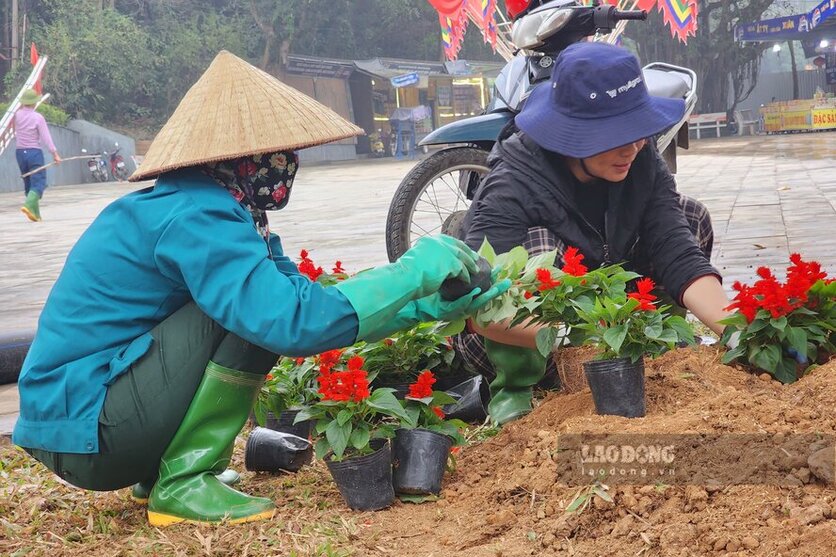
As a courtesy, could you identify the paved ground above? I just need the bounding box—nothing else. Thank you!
[1,133,834,434]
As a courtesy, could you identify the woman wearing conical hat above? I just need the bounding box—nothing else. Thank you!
[12,51,509,526]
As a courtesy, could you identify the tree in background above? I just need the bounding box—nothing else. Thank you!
[628,0,797,115]
[2,0,501,130]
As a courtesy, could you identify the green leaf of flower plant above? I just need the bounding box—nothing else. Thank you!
[770,316,787,331]
[667,316,695,345]
[535,327,558,358]
[495,246,529,278]
[721,344,746,364]
[785,327,808,357]
[367,389,411,420]
[430,391,458,406]
[772,357,798,384]
[349,425,370,451]
[314,437,330,460]
[325,420,351,460]
[336,409,352,426]
[751,344,781,374]
[437,319,466,337]
[293,406,317,424]
[253,403,267,427]
[718,313,748,328]
[644,321,663,340]
[603,324,628,355]
[478,238,497,265]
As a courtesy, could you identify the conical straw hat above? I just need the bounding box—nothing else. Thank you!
[130,50,364,181]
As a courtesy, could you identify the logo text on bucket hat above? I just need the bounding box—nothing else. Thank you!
[606,76,643,99]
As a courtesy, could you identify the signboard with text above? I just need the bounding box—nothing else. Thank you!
[285,57,353,79]
[812,108,836,129]
[390,72,420,88]
[735,0,836,42]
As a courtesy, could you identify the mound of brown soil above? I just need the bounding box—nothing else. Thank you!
[364,346,836,557]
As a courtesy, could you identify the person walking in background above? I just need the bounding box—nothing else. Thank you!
[14,88,62,222]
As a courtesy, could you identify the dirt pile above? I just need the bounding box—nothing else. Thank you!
[366,346,836,556]
[3,346,834,556]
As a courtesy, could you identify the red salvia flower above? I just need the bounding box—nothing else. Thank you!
[317,355,370,402]
[536,268,561,291]
[524,291,534,299]
[298,249,324,281]
[628,277,657,311]
[561,246,589,276]
[332,260,345,274]
[295,357,305,366]
[432,406,445,419]
[725,254,829,323]
[408,370,436,399]
[265,373,274,381]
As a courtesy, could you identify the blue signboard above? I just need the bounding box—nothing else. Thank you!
[390,72,420,88]
[735,0,836,42]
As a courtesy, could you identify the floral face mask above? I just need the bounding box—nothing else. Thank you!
[203,151,299,254]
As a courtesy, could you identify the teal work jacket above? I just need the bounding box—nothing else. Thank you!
[13,169,358,454]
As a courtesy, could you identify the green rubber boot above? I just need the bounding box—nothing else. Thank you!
[21,191,41,222]
[130,468,241,504]
[147,362,275,526]
[485,339,548,426]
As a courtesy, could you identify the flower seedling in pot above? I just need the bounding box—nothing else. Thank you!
[720,254,835,383]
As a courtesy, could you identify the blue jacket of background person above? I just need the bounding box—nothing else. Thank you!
[13,169,358,454]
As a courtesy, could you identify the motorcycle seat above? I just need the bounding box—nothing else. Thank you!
[643,68,689,100]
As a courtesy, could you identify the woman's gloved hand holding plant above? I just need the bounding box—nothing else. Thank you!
[332,235,511,342]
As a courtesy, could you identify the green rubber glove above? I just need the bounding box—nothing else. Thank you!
[362,279,512,342]
[334,235,481,341]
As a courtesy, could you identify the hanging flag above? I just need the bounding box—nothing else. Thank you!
[427,0,498,61]
[656,0,698,43]
[30,43,43,94]
[428,0,468,60]
[465,0,498,48]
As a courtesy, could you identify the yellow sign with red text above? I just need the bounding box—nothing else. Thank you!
[781,111,810,131]
[812,108,836,130]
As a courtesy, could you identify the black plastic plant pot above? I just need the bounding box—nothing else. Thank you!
[441,375,490,423]
[583,357,646,418]
[392,428,453,495]
[271,409,314,439]
[325,439,395,511]
[370,378,412,399]
[245,427,313,473]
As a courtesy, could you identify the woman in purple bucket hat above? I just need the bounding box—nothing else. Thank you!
[454,42,733,425]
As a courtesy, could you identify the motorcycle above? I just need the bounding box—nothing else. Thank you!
[81,142,129,182]
[384,0,697,262]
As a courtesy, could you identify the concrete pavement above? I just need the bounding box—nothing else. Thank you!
[1,133,835,434]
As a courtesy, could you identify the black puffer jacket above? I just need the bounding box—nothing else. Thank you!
[460,128,719,304]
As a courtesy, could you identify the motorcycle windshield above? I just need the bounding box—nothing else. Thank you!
[492,55,530,113]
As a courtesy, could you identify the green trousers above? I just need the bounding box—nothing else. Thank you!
[28,302,278,491]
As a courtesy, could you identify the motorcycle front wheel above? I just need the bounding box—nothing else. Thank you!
[385,146,490,262]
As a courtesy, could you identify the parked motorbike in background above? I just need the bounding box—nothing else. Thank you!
[81,142,129,182]
[384,0,697,262]
[81,148,108,182]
